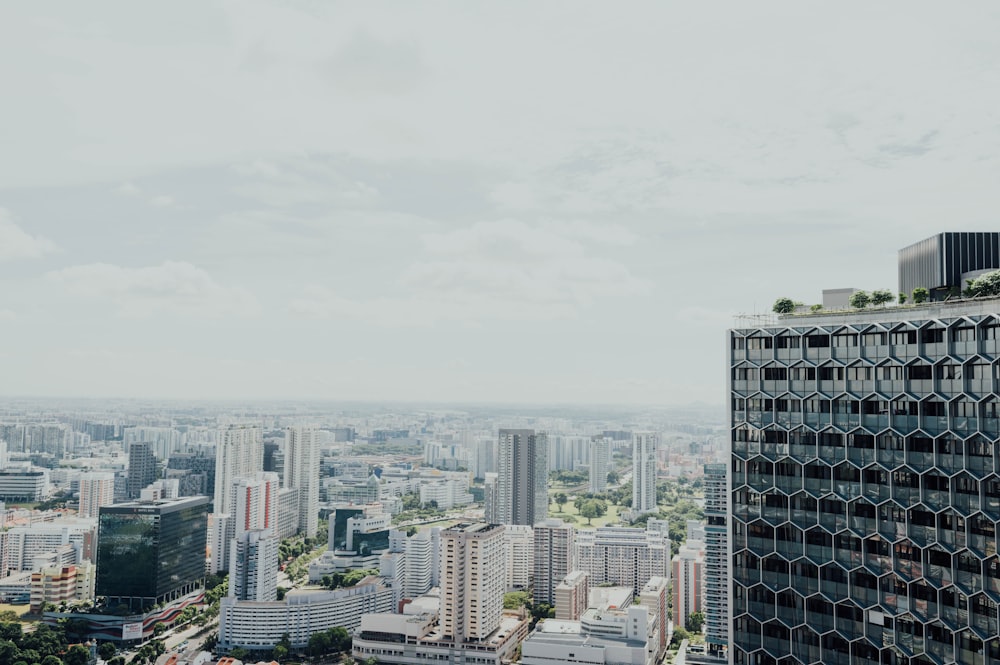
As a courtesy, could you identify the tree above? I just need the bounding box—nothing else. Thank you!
[65,644,91,665]
[98,641,118,661]
[42,654,63,665]
[671,626,690,646]
[230,647,250,662]
[579,499,607,525]
[0,610,19,623]
[912,287,929,303]
[870,289,893,307]
[0,622,22,641]
[965,269,1000,298]
[272,644,289,662]
[554,493,568,512]
[772,297,795,314]
[276,586,287,601]
[687,611,705,633]
[153,622,167,636]
[849,291,870,309]
[898,292,907,304]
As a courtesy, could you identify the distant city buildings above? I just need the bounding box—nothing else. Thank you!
[494,429,548,526]
[284,427,320,538]
[77,472,115,519]
[214,425,263,514]
[126,442,157,500]
[631,432,658,515]
[588,436,610,494]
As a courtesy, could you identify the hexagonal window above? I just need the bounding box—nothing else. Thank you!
[850,568,879,608]
[969,592,998,638]
[876,431,905,469]
[791,625,820,664]
[761,555,790,591]
[834,600,864,637]
[762,362,790,396]
[789,428,817,462]
[851,640,881,665]
[878,574,909,614]
[847,431,876,466]
[950,395,979,436]
[818,430,846,464]
[805,527,833,565]
[820,632,851,665]
[922,470,951,511]
[789,491,818,529]
[891,396,919,432]
[775,589,804,628]
[747,584,776,622]
[982,475,1000,519]
[834,531,862,570]
[734,550,761,588]
[761,427,788,460]
[774,460,802,495]
[775,523,804,561]
[748,520,776,557]
[790,559,819,596]
[966,357,993,399]
[978,396,999,438]
[878,501,907,542]
[955,549,984,595]
[817,496,847,534]
[935,434,963,474]
[804,395,832,430]
[733,425,756,460]
[734,615,764,652]
[924,544,955,588]
[733,487,759,523]
[805,595,836,634]
[953,471,981,516]
[847,497,877,537]
[803,461,832,497]
[832,396,861,430]
[968,514,996,557]
[938,586,969,632]
[925,620,955,663]
[892,538,923,581]
[908,579,938,622]
[936,359,966,396]
[907,504,937,547]
[984,556,1000,598]
[761,620,791,659]
[937,508,967,552]
[861,464,891,504]
[748,456,775,492]
[906,433,935,470]
[965,435,996,478]
[864,535,892,576]
[891,467,921,506]
[833,462,861,499]
[762,491,789,524]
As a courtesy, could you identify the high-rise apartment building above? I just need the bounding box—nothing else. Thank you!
[632,432,658,515]
[702,462,729,659]
[96,496,209,612]
[671,541,704,630]
[211,471,280,573]
[554,570,589,621]
[439,522,505,643]
[503,525,534,591]
[214,425,263,514]
[494,429,548,526]
[575,526,670,595]
[229,529,278,601]
[78,471,115,519]
[284,427,320,537]
[589,436,611,495]
[127,442,157,500]
[730,288,1000,665]
[533,518,575,607]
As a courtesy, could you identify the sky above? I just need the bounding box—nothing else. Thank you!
[2,1,1000,406]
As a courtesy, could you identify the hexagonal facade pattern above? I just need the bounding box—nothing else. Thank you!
[731,313,1000,665]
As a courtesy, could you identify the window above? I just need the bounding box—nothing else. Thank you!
[891,330,917,345]
[862,332,887,346]
[921,328,944,344]
[747,337,773,350]
[936,364,962,380]
[763,367,788,381]
[776,335,800,349]
[833,334,858,347]
[907,365,932,380]
[818,366,843,381]
[806,334,830,348]
[790,367,816,381]
[847,366,871,381]
[952,327,975,342]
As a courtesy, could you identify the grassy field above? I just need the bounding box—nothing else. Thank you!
[0,603,30,621]
[547,495,624,529]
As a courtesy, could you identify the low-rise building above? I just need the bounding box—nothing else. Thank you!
[30,562,96,613]
[521,606,657,665]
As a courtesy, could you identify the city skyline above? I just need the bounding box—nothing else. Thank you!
[4,3,1000,405]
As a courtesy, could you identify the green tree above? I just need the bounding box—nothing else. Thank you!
[64,644,91,665]
[849,290,870,309]
[554,493,568,512]
[308,631,331,657]
[687,611,705,633]
[898,292,907,304]
[809,304,823,312]
[912,287,929,303]
[108,657,126,665]
[870,289,894,307]
[0,622,22,641]
[153,622,167,636]
[98,642,118,661]
[0,611,19,623]
[272,644,289,661]
[772,297,795,314]
[230,647,250,662]
[364,657,379,665]
[671,626,690,646]
[965,270,1000,298]
[0,640,20,665]
[504,591,531,609]
[579,499,607,525]
[42,654,63,665]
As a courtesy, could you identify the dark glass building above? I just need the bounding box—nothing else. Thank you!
[899,232,1000,301]
[96,496,209,612]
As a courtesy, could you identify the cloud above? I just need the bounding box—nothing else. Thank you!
[0,209,57,261]
[46,261,259,318]
[116,181,142,196]
[321,30,426,94]
[0,309,18,321]
[150,195,175,207]
[231,156,380,208]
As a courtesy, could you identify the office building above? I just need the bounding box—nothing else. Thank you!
[214,425,263,514]
[898,231,1000,300]
[77,471,115,519]
[440,522,506,642]
[284,427,320,537]
[554,570,589,621]
[533,518,575,607]
[632,432,658,516]
[730,287,1000,664]
[503,524,533,591]
[671,541,704,630]
[229,529,279,601]
[702,462,728,658]
[493,429,548,526]
[127,442,158,500]
[575,526,670,595]
[589,436,610,495]
[96,496,208,611]
[0,468,48,501]
[521,605,657,665]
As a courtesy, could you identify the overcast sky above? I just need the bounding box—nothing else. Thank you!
[2,1,999,406]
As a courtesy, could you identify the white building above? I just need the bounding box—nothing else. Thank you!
[229,529,279,602]
[672,541,705,630]
[639,576,670,659]
[632,432,658,515]
[418,479,473,510]
[211,471,280,574]
[2,521,93,574]
[533,518,575,607]
[218,578,395,653]
[589,437,611,495]
[521,606,657,665]
[214,425,263,515]
[503,524,533,591]
[284,427,320,538]
[440,522,506,642]
[575,527,670,595]
[403,528,439,598]
[78,472,115,519]
[0,468,48,502]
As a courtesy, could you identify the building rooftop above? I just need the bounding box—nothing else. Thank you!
[762,294,1000,328]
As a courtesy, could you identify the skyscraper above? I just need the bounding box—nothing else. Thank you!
[494,429,548,526]
[702,462,729,659]
[284,427,321,538]
[78,471,115,519]
[730,289,1000,664]
[96,496,209,612]
[532,518,574,607]
[439,522,505,643]
[632,432,658,515]
[210,471,280,573]
[229,529,278,601]
[589,436,610,495]
[126,442,157,499]
[214,425,263,514]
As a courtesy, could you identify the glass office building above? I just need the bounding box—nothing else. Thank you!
[96,496,209,612]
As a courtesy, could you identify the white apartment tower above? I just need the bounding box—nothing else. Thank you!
[532,518,575,607]
[671,541,705,630]
[78,472,115,519]
[494,429,548,526]
[439,522,505,643]
[503,525,533,591]
[589,436,610,495]
[575,526,670,595]
[632,432,658,515]
[284,427,321,537]
[211,471,280,573]
[229,529,279,601]
[214,425,263,514]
